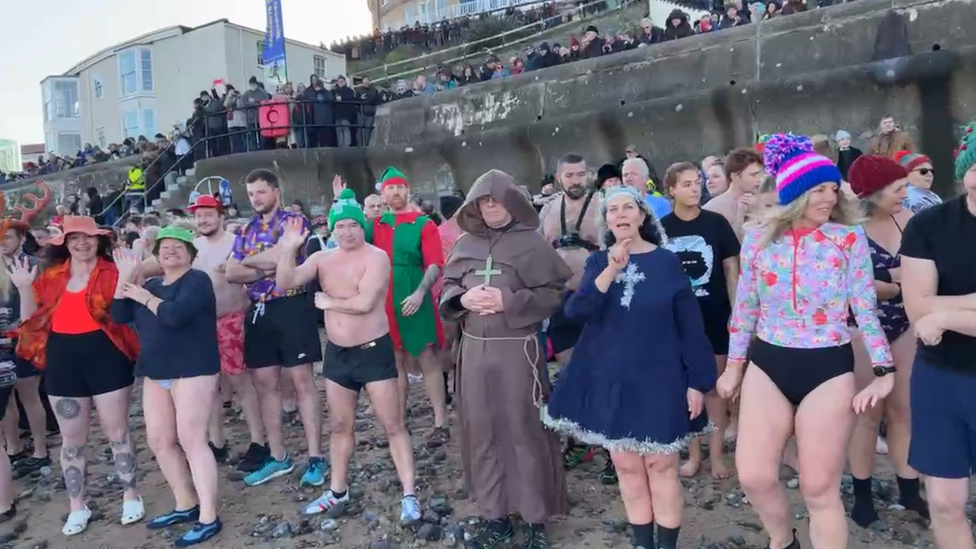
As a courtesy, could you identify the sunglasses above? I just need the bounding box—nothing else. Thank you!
[914,168,933,176]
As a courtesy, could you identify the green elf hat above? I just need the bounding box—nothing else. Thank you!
[954,122,976,182]
[378,166,411,190]
[329,188,367,231]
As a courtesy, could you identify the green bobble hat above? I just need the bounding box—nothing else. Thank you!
[153,226,197,255]
[378,166,411,190]
[329,188,367,230]
[955,123,976,182]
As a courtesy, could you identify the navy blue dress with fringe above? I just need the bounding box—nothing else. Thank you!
[543,248,718,455]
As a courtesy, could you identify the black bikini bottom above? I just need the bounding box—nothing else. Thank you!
[750,339,854,407]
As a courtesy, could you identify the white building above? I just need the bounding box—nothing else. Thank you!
[41,18,347,156]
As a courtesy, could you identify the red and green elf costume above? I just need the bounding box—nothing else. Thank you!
[366,167,445,356]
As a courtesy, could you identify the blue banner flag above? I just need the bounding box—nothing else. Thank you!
[262,0,288,87]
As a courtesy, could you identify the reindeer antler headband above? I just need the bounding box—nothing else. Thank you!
[0,181,53,239]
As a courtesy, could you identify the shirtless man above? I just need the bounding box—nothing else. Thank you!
[188,196,268,473]
[141,196,268,472]
[538,153,603,471]
[274,189,421,524]
[538,154,602,367]
[702,147,765,241]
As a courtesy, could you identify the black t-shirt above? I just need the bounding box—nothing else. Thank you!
[900,195,976,372]
[110,269,219,380]
[661,209,741,324]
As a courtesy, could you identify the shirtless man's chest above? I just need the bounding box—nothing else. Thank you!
[318,249,389,347]
[194,233,249,317]
[541,194,601,290]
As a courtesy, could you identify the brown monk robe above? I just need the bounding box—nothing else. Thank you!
[440,170,571,545]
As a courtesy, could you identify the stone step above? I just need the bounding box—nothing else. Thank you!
[185,167,196,177]
[166,182,181,192]
[176,176,189,185]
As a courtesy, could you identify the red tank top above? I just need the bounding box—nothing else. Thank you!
[51,289,101,335]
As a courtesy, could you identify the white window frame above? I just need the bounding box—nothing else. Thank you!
[313,55,327,78]
[53,80,79,120]
[118,47,154,97]
[257,40,265,66]
[121,109,140,139]
[142,109,157,139]
[93,76,104,100]
[95,127,106,148]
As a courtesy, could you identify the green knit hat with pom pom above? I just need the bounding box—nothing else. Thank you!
[328,188,366,231]
[955,123,976,182]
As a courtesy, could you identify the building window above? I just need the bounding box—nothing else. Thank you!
[57,133,82,155]
[119,48,153,96]
[313,55,326,78]
[122,110,139,139]
[257,40,264,66]
[95,127,106,148]
[54,81,79,119]
[141,49,154,91]
[93,77,103,99]
[436,0,448,19]
[142,109,157,139]
[405,4,417,23]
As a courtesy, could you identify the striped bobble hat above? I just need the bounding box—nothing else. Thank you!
[893,150,932,173]
[954,122,976,181]
[764,133,843,206]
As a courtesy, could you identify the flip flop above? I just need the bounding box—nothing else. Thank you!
[121,496,145,525]
[63,506,92,536]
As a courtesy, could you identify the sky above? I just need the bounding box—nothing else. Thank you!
[0,0,371,145]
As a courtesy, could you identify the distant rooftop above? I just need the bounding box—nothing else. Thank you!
[21,144,45,155]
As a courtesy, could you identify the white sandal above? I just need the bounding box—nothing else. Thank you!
[121,496,145,525]
[63,506,92,536]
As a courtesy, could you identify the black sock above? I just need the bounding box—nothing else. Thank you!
[656,524,680,549]
[631,522,654,549]
[331,489,347,500]
[896,476,930,519]
[850,476,879,528]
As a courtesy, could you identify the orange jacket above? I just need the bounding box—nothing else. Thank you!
[16,258,139,369]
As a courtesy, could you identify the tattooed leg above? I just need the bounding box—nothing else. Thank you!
[49,396,93,513]
[110,431,138,492]
[91,385,139,502]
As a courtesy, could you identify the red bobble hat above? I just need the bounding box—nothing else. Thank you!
[848,155,908,198]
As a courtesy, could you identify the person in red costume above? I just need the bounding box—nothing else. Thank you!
[365,168,448,438]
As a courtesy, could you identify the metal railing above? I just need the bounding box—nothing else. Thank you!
[97,98,377,226]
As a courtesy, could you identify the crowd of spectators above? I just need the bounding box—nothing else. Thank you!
[0,137,170,185]
[329,2,582,62]
[1,0,856,194]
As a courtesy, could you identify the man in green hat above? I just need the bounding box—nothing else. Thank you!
[366,167,448,438]
[274,187,423,523]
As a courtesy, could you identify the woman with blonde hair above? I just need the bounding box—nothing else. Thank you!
[845,155,928,528]
[717,134,894,549]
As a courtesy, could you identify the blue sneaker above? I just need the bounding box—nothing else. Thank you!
[174,518,222,547]
[300,457,328,487]
[146,506,200,530]
[400,495,422,524]
[243,454,294,487]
